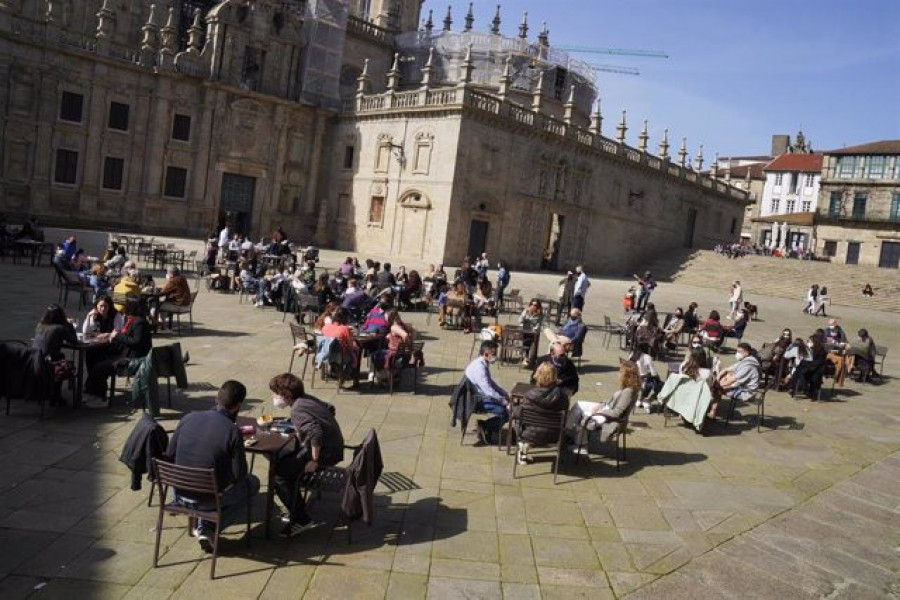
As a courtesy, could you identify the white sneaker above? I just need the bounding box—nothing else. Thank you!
[568,444,589,456]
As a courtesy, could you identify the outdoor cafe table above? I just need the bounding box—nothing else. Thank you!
[533,294,563,326]
[64,334,111,408]
[13,239,54,267]
[236,416,294,539]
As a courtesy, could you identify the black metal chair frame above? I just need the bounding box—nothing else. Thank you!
[512,408,567,484]
[288,323,316,381]
[724,374,769,432]
[152,459,251,580]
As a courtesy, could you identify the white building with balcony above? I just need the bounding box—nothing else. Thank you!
[757,153,822,249]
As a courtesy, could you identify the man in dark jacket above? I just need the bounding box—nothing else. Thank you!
[532,335,580,396]
[269,373,344,538]
[166,380,259,551]
[376,263,396,291]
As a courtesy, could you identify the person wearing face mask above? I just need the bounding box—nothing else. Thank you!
[495,261,510,307]
[465,340,510,444]
[785,334,827,398]
[532,334,580,396]
[709,343,761,419]
[166,381,260,552]
[683,336,711,370]
[269,373,344,538]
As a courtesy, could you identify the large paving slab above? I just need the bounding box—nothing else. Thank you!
[0,240,898,598]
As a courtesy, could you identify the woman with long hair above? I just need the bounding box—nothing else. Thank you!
[84,300,152,401]
[657,353,715,433]
[313,272,336,307]
[33,304,77,362]
[566,361,640,453]
[83,294,124,335]
[516,362,570,465]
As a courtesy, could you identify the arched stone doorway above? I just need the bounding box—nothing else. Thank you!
[396,191,431,259]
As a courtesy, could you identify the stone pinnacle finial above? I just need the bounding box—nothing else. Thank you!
[387,52,401,90]
[461,43,475,84]
[744,165,751,185]
[491,4,501,34]
[638,120,649,152]
[615,110,627,144]
[424,9,433,34]
[532,69,544,111]
[96,0,115,42]
[443,5,453,31]
[186,8,203,52]
[140,4,161,66]
[678,137,688,168]
[658,128,670,159]
[464,2,474,32]
[563,84,576,124]
[499,54,512,99]
[537,21,549,47]
[711,152,719,178]
[724,157,732,182]
[357,58,371,96]
[518,11,529,39]
[694,144,704,171]
[421,46,435,88]
[589,97,602,135]
[157,6,177,67]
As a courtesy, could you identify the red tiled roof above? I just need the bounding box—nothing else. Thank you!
[825,140,900,155]
[763,153,823,173]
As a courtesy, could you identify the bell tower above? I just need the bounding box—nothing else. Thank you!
[368,0,422,32]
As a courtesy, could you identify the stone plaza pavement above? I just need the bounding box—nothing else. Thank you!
[0,247,897,599]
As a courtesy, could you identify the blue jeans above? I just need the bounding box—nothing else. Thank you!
[476,397,508,434]
[177,474,260,532]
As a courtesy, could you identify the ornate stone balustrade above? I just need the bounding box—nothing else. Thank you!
[348,84,749,202]
[346,15,394,45]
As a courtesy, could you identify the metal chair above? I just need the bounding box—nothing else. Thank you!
[601,316,628,350]
[53,264,90,309]
[165,291,198,334]
[504,289,524,314]
[512,407,567,484]
[387,339,424,395]
[151,459,251,579]
[499,326,527,366]
[725,374,769,432]
[288,323,316,381]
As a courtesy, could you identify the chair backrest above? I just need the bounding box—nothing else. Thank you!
[152,458,219,497]
[519,406,566,440]
[603,315,612,327]
[875,345,887,359]
[289,322,306,345]
[188,291,199,306]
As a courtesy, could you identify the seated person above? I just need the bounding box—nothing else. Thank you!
[100,241,117,263]
[313,273,337,308]
[722,309,749,338]
[89,263,111,300]
[83,294,124,335]
[657,354,713,433]
[709,343,760,419]
[559,308,587,345]
[847,328,877,380]
[532,333,579,396]
[464,340,509,444]
[313,301,340,331]
[72,249,90,271]
[371,311,417,382]
[566,361,640,453]
[320,307,359,372]
[757,328,793,380]
[157,266,192,326]
[682,336,712,370]
[663,308,685,346]
[340,277,370,314]
[633,303,661,351]
[785,335,827,397]
[166,381,260,551]
[269,373,344,538]
[862,284,874,297]
[104,246,128,272]
[33,304,78,363]
[824,319,847,345]
[516,362,570,465]
[361,291,394,334]
[682,302,700,332]
[440,282,468,327]
[52,245,75,271]
[629,342,662,410]
[698,310,724,344]
[112,262,142,312]
[84,300,153,401]
[518,299,544,366]
[399,269,423,307]
[376,263,396,291]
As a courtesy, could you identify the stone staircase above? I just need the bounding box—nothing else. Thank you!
[642,249,900,314]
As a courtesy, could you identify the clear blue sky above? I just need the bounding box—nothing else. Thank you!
[421,0,900,158]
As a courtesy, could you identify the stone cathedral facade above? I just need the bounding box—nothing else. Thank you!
[0,0,747,273]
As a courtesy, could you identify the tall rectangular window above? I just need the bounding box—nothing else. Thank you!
[59,91,84,122]
[172,114,191,141]
[788,173,798,193]
[774,173,783,186]
[828,191,842,216]
[866,156,886,179]
[891,193,900,222]
[343,145,355,170]
[786,199,796,213]
[108,101,130,131]
[852,192,867,218]
[164,166,188,198]
[823,241,837,257]
[770,199,780,213]
[837,156,856,178]
[102,157,125,190]
[801,200,811,212]
[368,195,385,224]
[54,149,78,183]
[804,174,815,187]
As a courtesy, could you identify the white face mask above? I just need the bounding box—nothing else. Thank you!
[735,351,747,360]
[272,395,288,409]
[487,354,497,364]
[691,343,702,348]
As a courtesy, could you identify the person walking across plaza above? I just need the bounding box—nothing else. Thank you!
[728,280,743,320]
[572,265,591,311]
[635,271,656,312]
